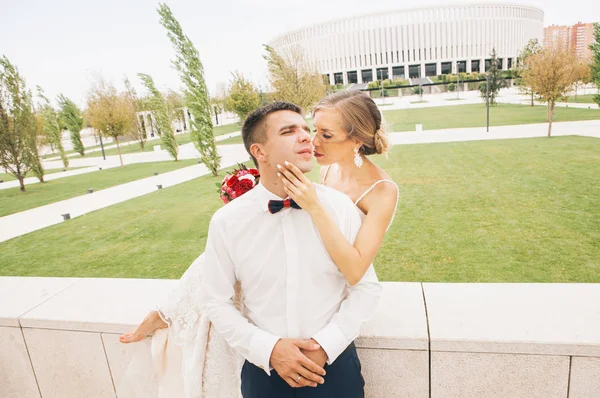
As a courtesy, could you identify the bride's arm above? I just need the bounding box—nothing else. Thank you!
[278,162,397,286]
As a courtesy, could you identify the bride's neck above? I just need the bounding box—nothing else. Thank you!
[334,156,369,185]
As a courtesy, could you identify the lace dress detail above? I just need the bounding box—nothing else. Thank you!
[151,253,245,397]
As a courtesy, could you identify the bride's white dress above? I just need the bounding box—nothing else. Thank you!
[128,174,398,398]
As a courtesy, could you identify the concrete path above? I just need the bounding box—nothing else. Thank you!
[0,145,250,243]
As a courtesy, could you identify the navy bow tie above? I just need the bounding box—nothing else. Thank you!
[268,199,301,214]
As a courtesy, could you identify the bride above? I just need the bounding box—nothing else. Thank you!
[119,90,399,397]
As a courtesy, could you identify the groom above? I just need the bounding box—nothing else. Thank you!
[201,102,382,397]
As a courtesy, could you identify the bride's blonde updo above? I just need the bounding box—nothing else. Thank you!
[313,91,390,156]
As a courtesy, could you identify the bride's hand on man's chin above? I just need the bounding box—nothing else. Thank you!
[277,161,321,214]
[119,311,168,344]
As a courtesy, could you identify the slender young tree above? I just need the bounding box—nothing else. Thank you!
[589,23,600,108]
[158,3,220,175]
[226,72,260,123]
[38,87,68,168]
[0,55,39,191]
[264,44,326,113]
[479,48,505,106]
[138,73,178,160]
[522,45,581,137]
[57,94,85,156]
[86,78,136,166]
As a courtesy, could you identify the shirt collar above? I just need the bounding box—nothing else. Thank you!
[253,182,288,212]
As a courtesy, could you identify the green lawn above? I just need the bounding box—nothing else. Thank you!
[384,103,600,132]
[0,159,199,217]
[1,136,598,282]
[0,167,87,183]
[565,94,599,104]
[48,124,241,160]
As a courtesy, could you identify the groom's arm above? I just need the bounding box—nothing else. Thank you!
[311,197,383,365]
[201,212,280,374]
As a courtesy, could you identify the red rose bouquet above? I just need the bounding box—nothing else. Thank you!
[217,164,260,204]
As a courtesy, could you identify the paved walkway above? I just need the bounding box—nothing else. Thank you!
[1,132,242,191]
[0,145,249,243]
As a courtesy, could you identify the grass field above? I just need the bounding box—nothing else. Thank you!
[1,136,598,283]
[564,94,599,104]
[383,103,600,132]
[0,160,199,217]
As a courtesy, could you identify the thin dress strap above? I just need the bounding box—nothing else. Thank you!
[354,180,400,231]
[321,165,332,184]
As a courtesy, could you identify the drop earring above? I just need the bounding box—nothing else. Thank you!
[353,147,363,168]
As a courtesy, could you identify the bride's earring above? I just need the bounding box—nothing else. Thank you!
[353,147,363,168]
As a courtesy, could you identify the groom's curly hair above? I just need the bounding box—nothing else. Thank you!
[242,102,302,167]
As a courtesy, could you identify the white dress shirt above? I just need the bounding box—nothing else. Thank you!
[201,182,382,375]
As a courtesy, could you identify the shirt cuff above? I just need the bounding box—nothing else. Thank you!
[248,329,280,376]
[312,323,348,365]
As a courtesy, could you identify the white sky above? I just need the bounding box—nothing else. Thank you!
[2,0,598,108]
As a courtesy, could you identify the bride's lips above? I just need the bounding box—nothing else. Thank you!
[313,151,324,158]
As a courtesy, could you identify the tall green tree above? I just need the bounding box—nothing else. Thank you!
[226,72,260,123]
[515,39,543,106]
[0,56,40,191]
[38,87,68,168]
[590,23,600,108]
[479,48,506,106]
[264,44,326,113]
[57,94,85,156]
[138,73,179,160]
[158,3,220,175]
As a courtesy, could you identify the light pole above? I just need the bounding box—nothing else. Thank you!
[486,75,490,133]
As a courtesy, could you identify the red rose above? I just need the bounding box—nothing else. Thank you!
[239,179,253,192]
[249,169,259,177]
[227,175,238,187]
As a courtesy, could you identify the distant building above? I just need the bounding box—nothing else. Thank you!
[544,22,596,60]
[269,4,544,85]
[215,82,228,98]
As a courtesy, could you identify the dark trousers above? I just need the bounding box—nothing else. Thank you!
[241,342,364,398]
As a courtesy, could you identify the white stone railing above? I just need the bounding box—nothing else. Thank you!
[1,277,599,397]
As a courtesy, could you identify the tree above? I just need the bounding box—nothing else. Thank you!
[448,83,456,92]
[138,73,178,160]
[522,45,581,137]
[57,94,85,156]
[165,90,186,131]
[514,39,543,106]
[479,48,505,106]
[225,72,260,123]
[29,111,46,182]
[158,3,221,175]
[590,23,600,108]
[124,77,148,150]
[0,55,39,191]
[264,44,327,113]
[86,78,136,166]
[38,87,68,168]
